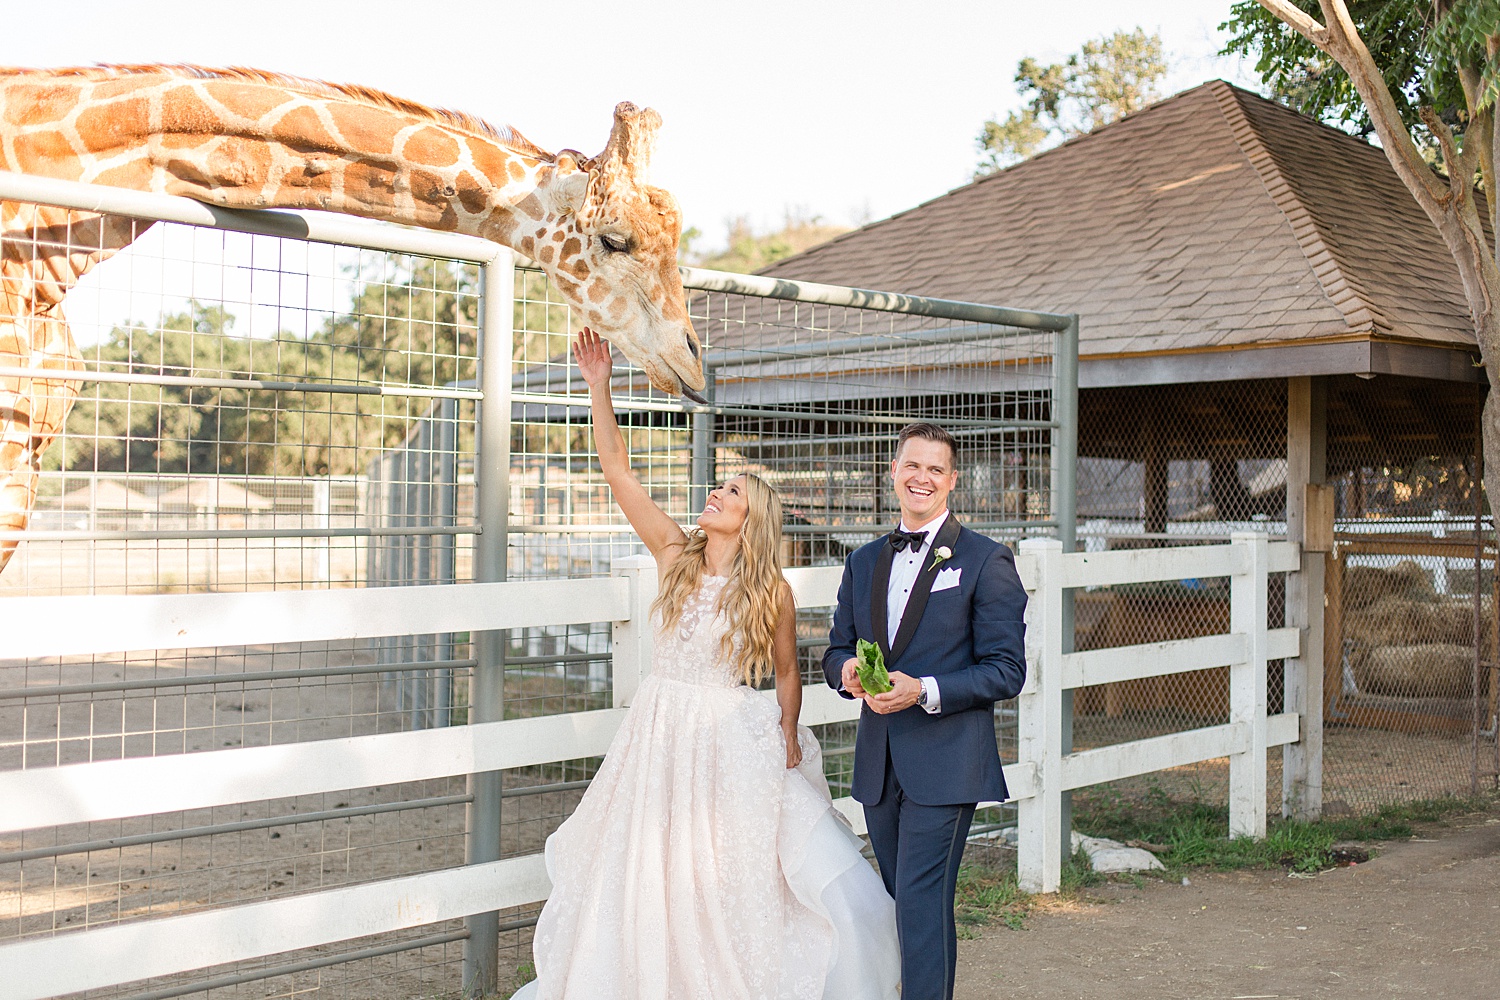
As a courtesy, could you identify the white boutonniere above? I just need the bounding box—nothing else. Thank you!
[928,545,953,572]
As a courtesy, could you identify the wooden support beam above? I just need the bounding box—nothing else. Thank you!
[1284,376,1326,821]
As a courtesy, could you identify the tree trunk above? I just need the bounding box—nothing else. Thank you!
[1258,0,1500,525]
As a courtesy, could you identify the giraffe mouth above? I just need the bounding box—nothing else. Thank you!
[681,383,708,405]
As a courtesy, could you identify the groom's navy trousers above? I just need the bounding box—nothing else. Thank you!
[824,517,1027,1000]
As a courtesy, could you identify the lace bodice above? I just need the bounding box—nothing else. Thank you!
[651,575,746,688]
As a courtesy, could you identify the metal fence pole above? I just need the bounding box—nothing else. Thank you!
[689,371,717,517]
[438,397,458,727]
[464,248,514,998]
[1052,316,1079,861]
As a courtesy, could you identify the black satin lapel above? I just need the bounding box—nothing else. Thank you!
[889,516,963,664]
[871,538,895,660]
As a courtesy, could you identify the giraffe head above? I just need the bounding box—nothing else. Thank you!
[523,103,704,400]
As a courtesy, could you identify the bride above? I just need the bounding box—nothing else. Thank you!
[513,330,900,999]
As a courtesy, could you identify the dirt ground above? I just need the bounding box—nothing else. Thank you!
[956,799,1500,1000]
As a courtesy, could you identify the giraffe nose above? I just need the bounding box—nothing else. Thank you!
[686,334,700,359]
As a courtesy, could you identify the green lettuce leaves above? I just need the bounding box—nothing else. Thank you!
[855,638,893,694]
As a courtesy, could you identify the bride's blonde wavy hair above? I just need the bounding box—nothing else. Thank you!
[652,474,785,686]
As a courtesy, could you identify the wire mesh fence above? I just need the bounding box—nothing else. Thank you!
[2,182,1071,1000]
[1,199,493,998]
[1069,374,1498,827]
[1070,379,1290,818]
[1321,374,1497,811]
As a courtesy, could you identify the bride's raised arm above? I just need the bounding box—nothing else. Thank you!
[573,328,690,565]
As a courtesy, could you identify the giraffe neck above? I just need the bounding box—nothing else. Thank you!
[0,67,567,252]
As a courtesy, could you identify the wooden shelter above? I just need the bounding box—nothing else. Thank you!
[761,81,1495,812]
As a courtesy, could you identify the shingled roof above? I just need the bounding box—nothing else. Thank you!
[760,81,1484,387]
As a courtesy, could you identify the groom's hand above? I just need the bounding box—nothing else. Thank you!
[840,658,866,698]
[865,672,922,714]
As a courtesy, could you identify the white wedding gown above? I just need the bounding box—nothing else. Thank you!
[513,574,901,1000]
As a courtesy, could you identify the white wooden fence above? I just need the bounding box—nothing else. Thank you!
[0,534,1300,999]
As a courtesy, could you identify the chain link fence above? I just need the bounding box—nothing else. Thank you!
[1322,374,1497,812]
[1068,374,1498,827]
[1069,379,1289,818]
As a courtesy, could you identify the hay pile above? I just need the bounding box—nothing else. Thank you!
[1343,560,1489,698]
[1361,644,1475,698]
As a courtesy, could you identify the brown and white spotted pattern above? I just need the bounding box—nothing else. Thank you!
[0,65,703,574]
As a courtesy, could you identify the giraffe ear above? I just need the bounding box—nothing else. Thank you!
[594,102,662,192]
[549,150,590,213]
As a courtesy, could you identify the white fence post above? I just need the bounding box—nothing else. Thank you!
[1016,537,1063,893]
[1228,532,1270,838]
[611,555,657,708]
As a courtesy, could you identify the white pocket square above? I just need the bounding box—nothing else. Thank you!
[932,566,962,592]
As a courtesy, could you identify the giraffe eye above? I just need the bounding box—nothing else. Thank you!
[599,233,629,253]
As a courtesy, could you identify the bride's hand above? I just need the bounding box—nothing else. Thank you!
[784,727,803,769]
[572,328,614,388]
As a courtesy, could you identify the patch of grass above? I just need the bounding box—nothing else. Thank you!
[1072,790,1494,874]
[503,961,537,998]
[954,861,1029,936]
[1060,846,1104,890]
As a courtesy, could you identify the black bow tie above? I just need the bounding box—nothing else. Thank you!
[889,529,928,552]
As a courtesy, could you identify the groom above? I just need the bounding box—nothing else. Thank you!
[823,422,1028,1000]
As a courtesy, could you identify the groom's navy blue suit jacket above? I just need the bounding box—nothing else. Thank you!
[823,517,1028,806]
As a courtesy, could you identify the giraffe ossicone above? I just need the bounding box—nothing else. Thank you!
[0,65,706,574]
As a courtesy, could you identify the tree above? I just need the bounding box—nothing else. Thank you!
[975,28,1168,175]
[1227,1,1500,511]
[687,213,850,274]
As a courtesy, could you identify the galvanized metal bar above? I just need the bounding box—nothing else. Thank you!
[0,169,503,263]
[725,424,1054,451]
[498,519,1058,535]
[0,525,477,542]
[0,658,478,702]
[437,397,460,727]
[111,930,471,1000]
[705,324,1049,368]
[510,391,1060,429]
[1053,316,1079,555]
[678,265,1072,330]
[689,371,717,515]
[464,248,515,998]
[0,365,484,399]
[1052,315,1080,864]
[504,651,612,666]
[509,327,1052,393]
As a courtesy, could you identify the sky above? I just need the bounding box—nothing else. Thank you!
[0,0,1266,251]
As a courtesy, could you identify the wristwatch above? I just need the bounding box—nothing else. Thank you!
[917,682,929,707]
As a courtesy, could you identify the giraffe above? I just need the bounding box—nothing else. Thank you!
[0,64,705,573]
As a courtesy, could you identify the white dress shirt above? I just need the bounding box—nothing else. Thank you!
[886,510,946,714]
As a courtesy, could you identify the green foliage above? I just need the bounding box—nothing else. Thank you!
[688,213,850,274]
[953,861,1029,937]
[61,302,338,476]
[1221,1,1499,153]
[57,255,559,476]
[1074,787,1492,873]
[975,28,1167,175]
[678,224,703,264]
[1432,0,1500,113]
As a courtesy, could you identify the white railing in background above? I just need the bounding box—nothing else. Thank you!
[0,536,1299,998]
